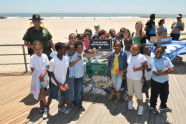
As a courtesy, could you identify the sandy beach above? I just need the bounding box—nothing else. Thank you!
[0,17,186,73]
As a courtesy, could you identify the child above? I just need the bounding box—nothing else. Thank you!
[149,46,174,114]
[120,27,126,33]
[115,32,124,41]
[48,42,70,114]
[141,45,154,103]
[68,33,77,44]
[127,44,147,115]
[29,40,49,119]
[122,38,132,101]
[82,32,97,54]
[84,28,93,38]
[123,29,131,39]
[107,41,128,102]
[115,32,124,46]
[66,43,76,109]
[98,29,107,39]
[109,29,116,39]
[83,32,91,51]
[123,29,131,46]
[69,41,85,111]
[123,38,132,58]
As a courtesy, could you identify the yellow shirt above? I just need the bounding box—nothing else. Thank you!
[111,53,119,75]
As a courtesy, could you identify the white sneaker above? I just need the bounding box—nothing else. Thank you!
[128,101,134,110]
[42,107,48,119]
[137,106,144,115]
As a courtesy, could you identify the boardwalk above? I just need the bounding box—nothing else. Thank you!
[0,55,186,124]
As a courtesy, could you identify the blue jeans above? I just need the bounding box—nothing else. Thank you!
[74,77,83,107]
[111,74,123,91]
[68,77,75,102]
[49,82,59,100]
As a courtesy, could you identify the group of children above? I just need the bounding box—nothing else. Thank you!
[69,14,184,49]
[107,39,174,115]
[30,40,85,119]
[29,17,175,118]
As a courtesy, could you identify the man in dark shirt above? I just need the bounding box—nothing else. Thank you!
[23,14,55,59]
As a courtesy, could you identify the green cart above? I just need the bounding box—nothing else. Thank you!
[86,62,107,76]
[85,51,109,78]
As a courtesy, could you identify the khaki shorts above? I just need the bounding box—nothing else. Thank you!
[127,78,143,100]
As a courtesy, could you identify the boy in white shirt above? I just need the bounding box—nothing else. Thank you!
[127,44,148,115]
[47,42,70,114]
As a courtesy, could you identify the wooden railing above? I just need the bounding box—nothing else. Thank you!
[0,44,29,72]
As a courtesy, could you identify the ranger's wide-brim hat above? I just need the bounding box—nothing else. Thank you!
[29,14,43,20]
[177,14,182,18]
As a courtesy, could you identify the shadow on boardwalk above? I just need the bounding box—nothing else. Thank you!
[26,93,170,124]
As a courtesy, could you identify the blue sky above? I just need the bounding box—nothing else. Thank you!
[0,0,185,14]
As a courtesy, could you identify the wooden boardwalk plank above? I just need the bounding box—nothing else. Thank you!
[0,55,186,124]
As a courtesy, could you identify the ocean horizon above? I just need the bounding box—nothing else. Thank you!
[0,13,185,19]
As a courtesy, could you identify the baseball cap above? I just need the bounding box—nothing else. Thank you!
[94,24,100,27]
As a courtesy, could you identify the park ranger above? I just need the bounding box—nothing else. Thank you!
[23,14,55,59]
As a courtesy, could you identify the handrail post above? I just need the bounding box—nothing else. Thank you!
[22,45,28,72]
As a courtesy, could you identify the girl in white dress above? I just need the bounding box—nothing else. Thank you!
[29,40,49,118]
